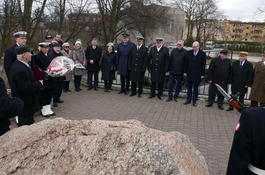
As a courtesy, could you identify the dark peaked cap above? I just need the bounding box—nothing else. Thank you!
[15,45,32,55]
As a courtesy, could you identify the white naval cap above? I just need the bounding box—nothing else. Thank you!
[155,37,163,43]
[13,31,27,38]
[38,42,50,48]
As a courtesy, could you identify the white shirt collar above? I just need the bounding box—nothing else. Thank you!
[18,59,30,68]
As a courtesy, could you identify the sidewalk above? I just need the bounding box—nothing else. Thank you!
[9,83,240,175]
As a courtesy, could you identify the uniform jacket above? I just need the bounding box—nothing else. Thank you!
[72,47,87,76]
[101,50,116,81]
[148,46,170,83]
[184,49,206,83]
[85,46,102,72]
[60,49,73,81]
[128,44,148,82]
[116,40,134,76]
[169,48,187,75]
[207,56,231,95]
[226,107,265,175]
[231,60,253,94]
[34,51,56,89]
[4,44,18,83]
[10,60,42,115]
[0,77,24,130]
[249,61,265,103]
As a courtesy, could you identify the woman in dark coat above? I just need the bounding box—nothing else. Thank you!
[101,42,116,92]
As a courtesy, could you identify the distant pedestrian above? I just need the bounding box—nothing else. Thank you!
[183,41,206,107]
[128,36,148,98]
[86,38,102,91]
[101,42,117,92]
[167,40,187,102]
[72,39,87,92]
[116,33,134,95]
[249,54,265,107]
[148,37,169,100]
[61,42,72,93]
[205,50,231,110]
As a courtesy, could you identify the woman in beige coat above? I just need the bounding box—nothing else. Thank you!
[61,42,73,92]
[72,39,87,91]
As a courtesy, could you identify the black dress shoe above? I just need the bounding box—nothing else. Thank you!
[138,94,142,98]
[226,107,234,111]
[158,96,163,100]
[130,93,136,97]
[87,87,92,90]
[205,103,213,107]
[75,88,80,92]
[63,90,67,93]
[125,91,129,95]
[183,100,191,105]
[56,99,64,103]
[94,88,98,91]
[79,87,82,91]
[218,105,224,110]
[67,90,71,92]
[42,114,50,118]
[148,95,155,99]
[193,102,197,107]
[53,102,58,107]
[118,90,125,94]
[104,89,108,92]
[166,97,172,102]
[174,98,178,102]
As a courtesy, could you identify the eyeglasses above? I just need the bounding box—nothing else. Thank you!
[64,46,69,48]
[177,44,182,46]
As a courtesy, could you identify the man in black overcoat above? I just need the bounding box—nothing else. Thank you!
[227,52,253,111]
[148,38,169,100]
[10,45,43,127]
[4,31,27,84]
[205,50,231,110]
[86,38,102,91]
[128,36,148,98]
[226,106,265,174]
[183,41,206,107]
[0,77,24,136]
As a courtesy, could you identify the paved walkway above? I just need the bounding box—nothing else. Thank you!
[10,83,240,175]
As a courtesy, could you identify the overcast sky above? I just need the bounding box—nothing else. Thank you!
[217,0,265,22]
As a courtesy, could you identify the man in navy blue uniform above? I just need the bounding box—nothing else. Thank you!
[0,77,24,136]
[183,41,206,107]
[4,31,27,84]
[148,37,169,100]
[116,33,134,95]
[226,106,265,174]
[167,40,187,102]
[10,45,43,127]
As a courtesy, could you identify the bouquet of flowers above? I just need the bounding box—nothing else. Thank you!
[45,56,75,77]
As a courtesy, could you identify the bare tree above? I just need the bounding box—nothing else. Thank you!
[0,0,19,64]
[17,0,48,45]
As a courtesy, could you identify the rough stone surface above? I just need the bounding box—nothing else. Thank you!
[0,118,209,175]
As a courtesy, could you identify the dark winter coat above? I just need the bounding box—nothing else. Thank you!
[226,107,265,175]
[4,44,18,83]
[10,60,42,115]
[230,60,253,94]
[128,44,148,82]
[86,46,102,72]
[207,56,231,95]
[34,51,56,89]
[184,49,206,83]
[148,46,170,83]
[101,50,116,81]
[169,48,187,75]
[0,77,24,133]
[116,40,134,76]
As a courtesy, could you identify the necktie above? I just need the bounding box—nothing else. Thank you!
[240,62,243,69]
[194,51,197,57]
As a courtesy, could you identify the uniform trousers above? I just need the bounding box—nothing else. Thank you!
[168,73,183,99]
[53,81,63,102]
[87,71,99,89]
[40,89,53,106]
[131,82,143,95]
[121,75,130,92]
[151,82,164,96]
[104,81,113,90]
[187,81,199,102]
[18,113,34,127]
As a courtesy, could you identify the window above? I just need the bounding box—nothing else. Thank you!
[259,25,263,28]
[78,17,82,22]
[233,29,237,33]
[233,24,238,27]
[238,36,243,39]
[251,36,255,40]
[246,33,248,35]
[93,18,96,22]
[259,31,263,34]
[85,17,89,22]
[98,18,101,21]
[258,37,262,40]
[85,26,89,31]
[251,30,256,34]
[240,24,244,27]
[239,29,243,33]
[245,39,248,41]
[72,16,76,22]
[247,27,249,29]
[252,24,256,28]
[232,36,236,39]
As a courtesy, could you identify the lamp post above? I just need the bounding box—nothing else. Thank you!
[225,30,229,50]
[39,21,44,41]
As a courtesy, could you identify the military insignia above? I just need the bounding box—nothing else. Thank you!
[236,121,241,131]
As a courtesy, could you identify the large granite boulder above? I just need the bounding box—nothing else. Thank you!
[0,118,209,175]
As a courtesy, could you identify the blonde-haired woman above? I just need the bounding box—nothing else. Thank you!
[72,39,86,91]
